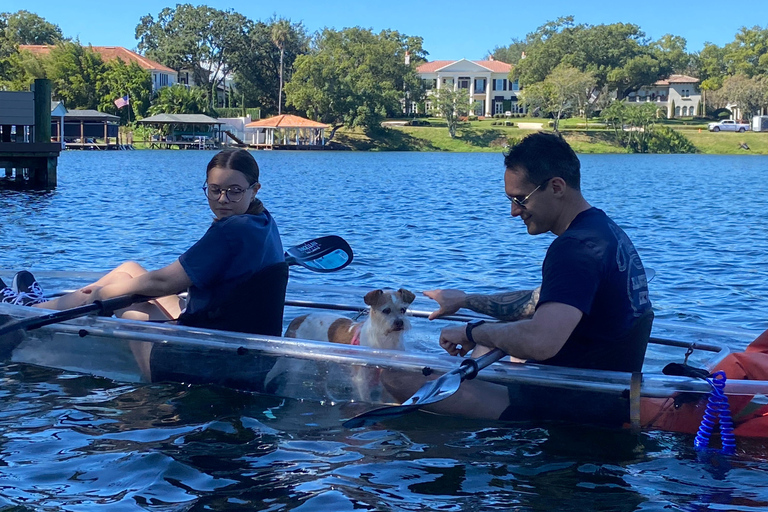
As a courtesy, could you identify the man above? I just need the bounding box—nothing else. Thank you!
[404,132,653,425]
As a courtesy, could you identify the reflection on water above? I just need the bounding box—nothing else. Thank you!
[1,151,768,509]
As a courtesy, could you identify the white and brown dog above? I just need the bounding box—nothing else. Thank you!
[265,288,416,402]
[285,288,416,350]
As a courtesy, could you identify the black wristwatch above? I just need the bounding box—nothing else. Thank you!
[465,319,486,344]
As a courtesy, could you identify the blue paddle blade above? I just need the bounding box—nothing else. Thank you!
[285,235,353,272]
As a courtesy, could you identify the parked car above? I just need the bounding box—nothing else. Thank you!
[708,119,750,132]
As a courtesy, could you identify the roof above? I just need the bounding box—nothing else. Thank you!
[654,74,700,86]
[63,109,120,121]
[19,45,176,74]
[417,59,512,73]
[138,113,222,124]
[245,114,329,129]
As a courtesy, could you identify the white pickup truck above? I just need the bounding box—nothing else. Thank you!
[708,119,750,132]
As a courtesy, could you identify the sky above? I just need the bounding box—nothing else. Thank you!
[7,0,768,60]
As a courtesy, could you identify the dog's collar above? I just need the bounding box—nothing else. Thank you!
[351,324,362,346]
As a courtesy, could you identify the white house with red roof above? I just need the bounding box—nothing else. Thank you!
[625,74,701,118]
[416,58,522,117]
[19,45,178,92]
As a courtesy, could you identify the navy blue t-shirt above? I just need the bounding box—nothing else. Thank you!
[535,207,652,372]
[179,211,284,317]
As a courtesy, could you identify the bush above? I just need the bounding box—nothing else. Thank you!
[504,121,514,127]
[713,108,732,120]
[646,126,697,154]
[467,115,478,121]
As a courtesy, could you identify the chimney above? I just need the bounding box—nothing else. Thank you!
[489,55,494,61]
[521,51,526,59]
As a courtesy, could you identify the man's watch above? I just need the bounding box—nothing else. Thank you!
[465,319,487,344]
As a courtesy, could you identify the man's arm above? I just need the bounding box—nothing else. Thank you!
[438,301,582,361]
[423,287,540,322]
[464,288,540,321]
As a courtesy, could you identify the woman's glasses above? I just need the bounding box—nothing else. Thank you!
[203,183,255,203]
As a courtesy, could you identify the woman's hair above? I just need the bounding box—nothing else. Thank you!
[206,149,265,216]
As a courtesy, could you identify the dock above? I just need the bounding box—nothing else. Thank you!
[0,79,61,190]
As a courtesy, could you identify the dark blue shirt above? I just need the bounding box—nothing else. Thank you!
[535,207,652,372]
[179,211,284,317]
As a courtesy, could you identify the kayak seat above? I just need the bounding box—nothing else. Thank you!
[176,262,289,336]
[149,262,288,392]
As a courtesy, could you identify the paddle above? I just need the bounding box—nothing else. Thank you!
[285,235,353,273]
[343,348,507,428]
[0,235,354,348]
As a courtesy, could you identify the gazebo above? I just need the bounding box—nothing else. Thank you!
[138,113,223,149]
[62,110,120,149]
[244,114,328,149]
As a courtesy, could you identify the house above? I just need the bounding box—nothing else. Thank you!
[19,45,178,92]
[625,74,701,118]
[416,58,521,117]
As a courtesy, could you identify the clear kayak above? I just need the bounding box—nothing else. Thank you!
[2,287,768,438]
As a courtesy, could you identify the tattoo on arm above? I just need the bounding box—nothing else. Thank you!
[465,287,540,321]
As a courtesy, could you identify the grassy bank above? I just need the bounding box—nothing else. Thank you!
[332,118,768,154]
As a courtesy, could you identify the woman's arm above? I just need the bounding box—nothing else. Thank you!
[89,260,192,302]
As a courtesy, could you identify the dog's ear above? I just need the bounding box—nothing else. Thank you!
[397,288,416,305]
[364,289,385,306]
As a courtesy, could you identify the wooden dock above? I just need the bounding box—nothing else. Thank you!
[0,79,61,190]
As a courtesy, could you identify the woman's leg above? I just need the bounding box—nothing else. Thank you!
[34,261,184,318]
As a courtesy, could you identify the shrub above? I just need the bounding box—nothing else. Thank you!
[646,126,697,154]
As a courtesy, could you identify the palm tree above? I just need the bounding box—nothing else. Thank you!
[271,19,291,115]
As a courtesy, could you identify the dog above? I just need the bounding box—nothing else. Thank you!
[264,288,416,402]
[285,288,415,350]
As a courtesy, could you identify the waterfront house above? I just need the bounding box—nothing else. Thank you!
[625,74,701,118]
[416,58,522,117]
[19,45,177,93]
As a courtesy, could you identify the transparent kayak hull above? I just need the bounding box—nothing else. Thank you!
[3,301,767,409]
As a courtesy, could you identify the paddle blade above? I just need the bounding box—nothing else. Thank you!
[285,235,353,273]
[342,403,422,429]
[343,372,463,428]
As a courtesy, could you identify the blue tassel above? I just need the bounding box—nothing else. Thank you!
[694,371,736,455]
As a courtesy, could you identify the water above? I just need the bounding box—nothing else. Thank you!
[1,151,768,510]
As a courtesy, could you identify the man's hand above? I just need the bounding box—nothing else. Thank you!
[423,289,467,320]
[438,324,475,356]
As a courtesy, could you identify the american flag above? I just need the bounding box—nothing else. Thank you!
[114,95,130,109]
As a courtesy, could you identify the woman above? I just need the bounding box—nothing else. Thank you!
[32,149,288,380]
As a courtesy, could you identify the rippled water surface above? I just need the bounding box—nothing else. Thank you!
[2,150,768,510]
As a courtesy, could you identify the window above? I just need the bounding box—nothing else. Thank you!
[474,79,486,93]
[494,101,504,114]
[458,77,470,89]
[511,79,520,91]
[493,78,505,91]
[474,101,484,116]
[675,106,681,116]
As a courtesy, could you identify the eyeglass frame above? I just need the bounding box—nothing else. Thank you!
[505,178,551,209]
[202,182,258,203]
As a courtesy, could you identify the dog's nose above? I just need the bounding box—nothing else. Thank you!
[393,319,404,330]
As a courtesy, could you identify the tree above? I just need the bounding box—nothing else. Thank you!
[285,27,427,134]
[147,84,213,116]
[491,38,529,66]
[44,42,107,109]
[429,87,470,138]
[136,4,249,108]
[715,74,768,119]
[1,10,63,45]
[513,18,666,98]
[271,18,291,115]
[519,64,595,131]
[231,18,309,115]
[98,59,152,121]
[602,101,662,152]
